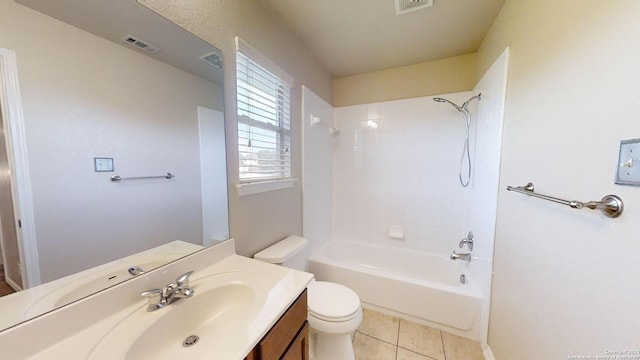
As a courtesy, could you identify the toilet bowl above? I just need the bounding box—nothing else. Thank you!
[254,236,362,360]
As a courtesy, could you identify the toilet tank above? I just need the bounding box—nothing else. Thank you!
[253,235,308,271]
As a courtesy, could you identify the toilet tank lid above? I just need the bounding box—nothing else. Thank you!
[253,235,307,264]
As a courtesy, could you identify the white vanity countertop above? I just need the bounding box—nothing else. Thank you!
[0,240,202,330]
[0,240,313,360]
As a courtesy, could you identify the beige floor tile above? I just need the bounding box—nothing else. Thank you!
[397,347,436,360]
[358,309,400,344]
[353,332,397,360]
[441,331,484,360]
[398,320,444,360]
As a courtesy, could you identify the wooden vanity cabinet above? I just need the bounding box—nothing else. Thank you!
[245,290,308,360]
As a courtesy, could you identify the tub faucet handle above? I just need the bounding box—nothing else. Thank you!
[458,231,474,251]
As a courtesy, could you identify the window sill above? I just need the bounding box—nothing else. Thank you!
[235,178,297,196]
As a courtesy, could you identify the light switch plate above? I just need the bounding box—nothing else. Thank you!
[94,157,114,172]
[615,139,640,185]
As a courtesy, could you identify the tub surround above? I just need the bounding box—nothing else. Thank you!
[303,49,509,349]
[0,240,314,359]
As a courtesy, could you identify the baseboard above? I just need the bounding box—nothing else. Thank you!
[483,345,496,360]
[4,277,22,292]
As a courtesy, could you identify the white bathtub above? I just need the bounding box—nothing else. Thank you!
[308,240,483,334]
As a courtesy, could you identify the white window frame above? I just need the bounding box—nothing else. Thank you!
[235,37,295,196]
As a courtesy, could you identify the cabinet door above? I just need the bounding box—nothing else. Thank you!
[244,348,258,360]
[281,322,309,360]
[259,291,307,359]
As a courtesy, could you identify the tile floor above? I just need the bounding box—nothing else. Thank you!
[353,308,484,360]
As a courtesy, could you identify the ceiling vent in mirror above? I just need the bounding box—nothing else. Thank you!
[120,34,160,54]
[396,0,433,15]
[200,51,223,70]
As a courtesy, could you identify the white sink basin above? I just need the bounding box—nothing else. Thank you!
[0,242,314,360]
[89,272,266,360]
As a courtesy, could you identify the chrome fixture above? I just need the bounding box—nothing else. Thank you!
[111,172,175,182]
[433,93,482,187]
[183,335,200,347]
[128,266,145,276]
[458,231,474,251]
[506,182,624,218]
[450,251,471,262]
[140,271,195,312]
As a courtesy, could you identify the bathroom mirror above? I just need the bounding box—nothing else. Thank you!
[0,0,229,330]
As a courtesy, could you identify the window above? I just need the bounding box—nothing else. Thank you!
[236,37,292,183]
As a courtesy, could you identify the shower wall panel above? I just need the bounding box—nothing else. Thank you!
[333,92,475,255]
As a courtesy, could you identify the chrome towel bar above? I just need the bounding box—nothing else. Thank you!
[506,182,624,218]
[111,172,175,182]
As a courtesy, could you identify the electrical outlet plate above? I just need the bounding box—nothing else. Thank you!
[615,139,640,186]
[94,157,114,172]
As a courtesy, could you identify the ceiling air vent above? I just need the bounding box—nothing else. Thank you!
[200,51,223,70]
[396,0,434,15]
[120,34,160,54]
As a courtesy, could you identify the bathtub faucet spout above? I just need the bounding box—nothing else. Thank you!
[450,251,471,262]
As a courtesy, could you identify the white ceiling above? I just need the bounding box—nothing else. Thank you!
[259,0,505,77]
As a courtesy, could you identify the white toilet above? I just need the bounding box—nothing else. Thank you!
[254,235,362,360]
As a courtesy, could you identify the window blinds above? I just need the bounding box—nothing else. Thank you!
[236,37,292,182]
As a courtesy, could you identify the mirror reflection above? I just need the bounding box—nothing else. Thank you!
[0,0,229,330]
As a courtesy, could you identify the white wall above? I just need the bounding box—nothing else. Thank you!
[464,48,509,347]
[302,86,334,263]
[478,1,640,358]
[0,1,222,283]
[333,92,473,254]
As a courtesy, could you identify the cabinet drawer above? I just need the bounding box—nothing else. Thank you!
[258,290,307,359]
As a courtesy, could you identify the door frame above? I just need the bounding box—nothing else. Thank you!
[0,47,40,288]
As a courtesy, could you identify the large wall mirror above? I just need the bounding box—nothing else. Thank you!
[0,0,229,330]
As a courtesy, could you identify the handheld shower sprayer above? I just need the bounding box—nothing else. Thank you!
[433,97,463,112]
[432,93,482,187]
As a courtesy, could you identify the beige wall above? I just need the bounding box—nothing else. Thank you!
[478,1,640,358]
[139,0,333,257]
[332,53,477,106]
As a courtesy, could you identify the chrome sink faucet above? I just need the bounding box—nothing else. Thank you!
[140,271,195,312]
[450,251,471,262]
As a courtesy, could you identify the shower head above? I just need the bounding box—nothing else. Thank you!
[433,97,463,112]
[433,93,482,113]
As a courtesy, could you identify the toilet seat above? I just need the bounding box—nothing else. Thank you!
[307,281,361,322]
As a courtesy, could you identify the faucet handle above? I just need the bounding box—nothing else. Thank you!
[140,288,165,311]
[141,288,163,298]
[175,271,194,287]
[458,231,474,251]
